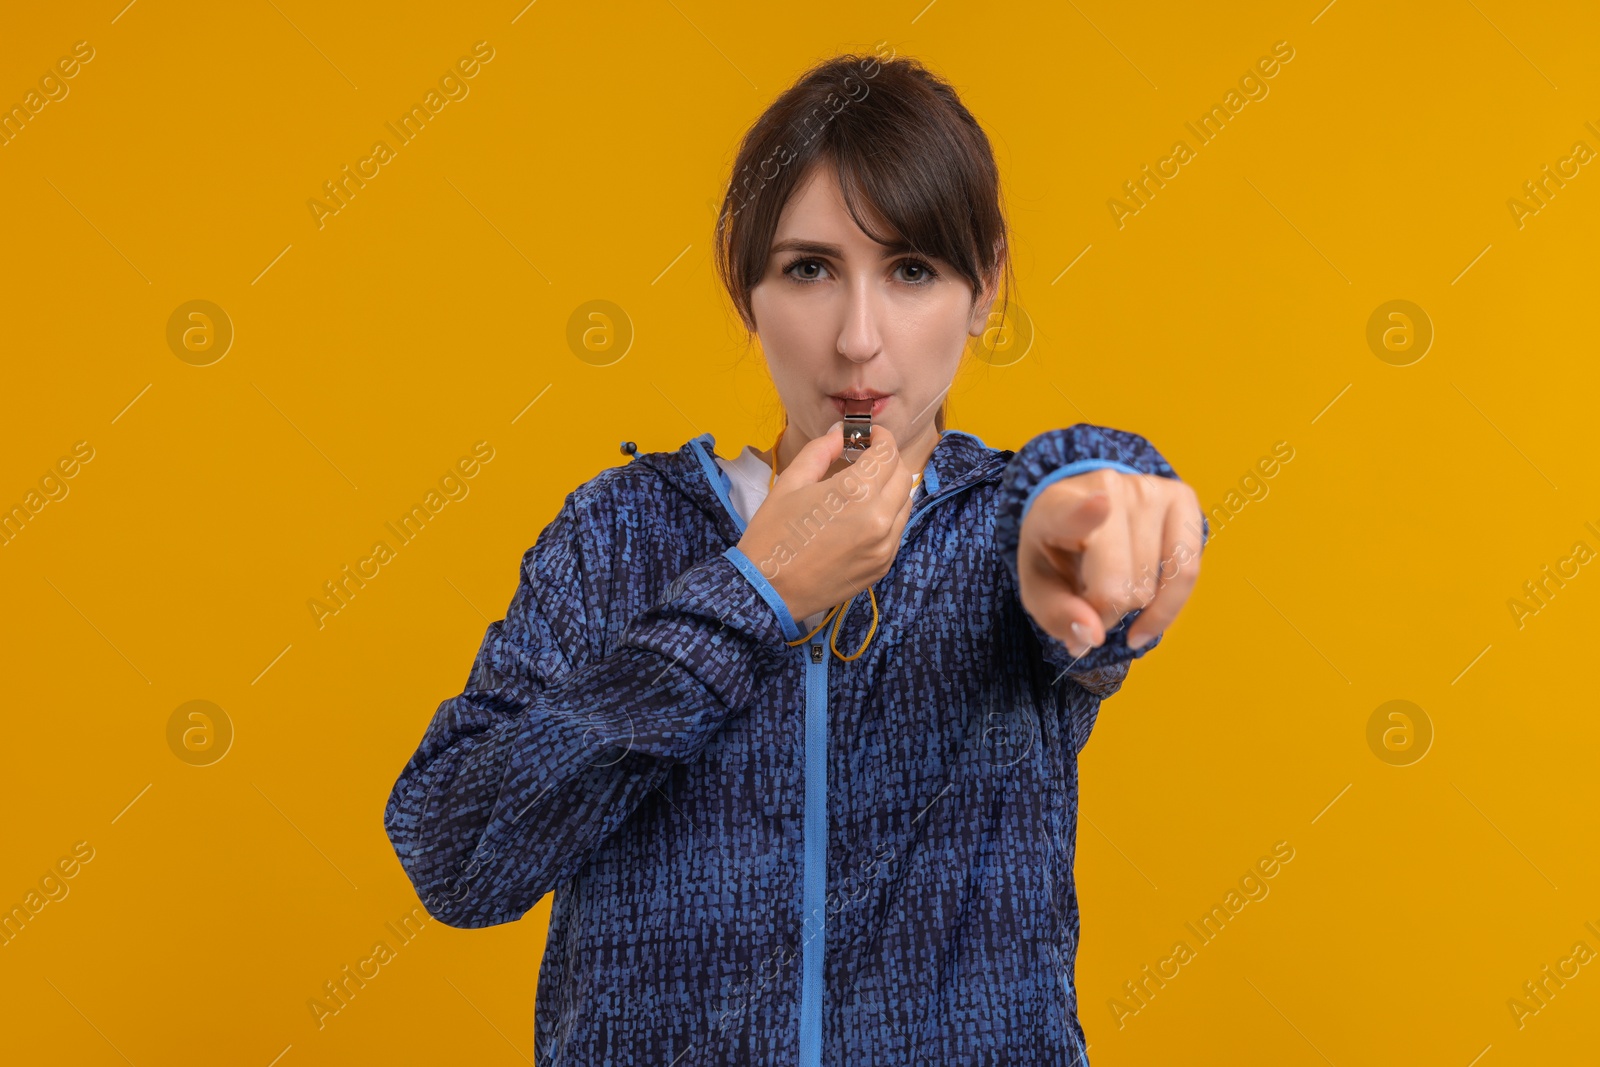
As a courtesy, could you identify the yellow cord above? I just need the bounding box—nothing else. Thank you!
[764,421,881,661]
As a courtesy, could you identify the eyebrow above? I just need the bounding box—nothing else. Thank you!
[769,238,921,259]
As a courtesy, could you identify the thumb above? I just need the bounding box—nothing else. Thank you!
[771,421,845,491]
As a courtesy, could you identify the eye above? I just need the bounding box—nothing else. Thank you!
[782,256,829,284]
[894,258,939,285]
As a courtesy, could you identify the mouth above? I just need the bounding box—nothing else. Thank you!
[829,392,891,417]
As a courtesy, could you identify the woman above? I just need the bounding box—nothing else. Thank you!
[385,49,1204,1065]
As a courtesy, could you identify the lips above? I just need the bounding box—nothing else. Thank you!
[830,393,891,417]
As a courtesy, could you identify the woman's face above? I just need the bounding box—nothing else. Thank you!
[748,162,999,467]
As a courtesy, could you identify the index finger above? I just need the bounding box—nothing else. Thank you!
[887,468,916,535]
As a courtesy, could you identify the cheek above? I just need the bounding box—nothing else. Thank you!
[882,303,967,418]
[750,287,830,392]
[898,297,973,372]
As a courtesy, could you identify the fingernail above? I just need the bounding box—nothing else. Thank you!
[1069,621,1090,652]
[1127,631,1153,650]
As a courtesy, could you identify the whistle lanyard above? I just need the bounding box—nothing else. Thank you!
[763,427,920,662]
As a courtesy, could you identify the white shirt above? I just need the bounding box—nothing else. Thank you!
[714,445,922,634]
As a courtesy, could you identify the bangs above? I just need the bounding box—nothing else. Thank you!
[831,137,980,283]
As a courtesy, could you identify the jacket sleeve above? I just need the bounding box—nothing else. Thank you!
[993,423,1208,703]
[383,493,803,929]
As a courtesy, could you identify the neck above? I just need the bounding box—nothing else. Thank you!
[770,420,942,483]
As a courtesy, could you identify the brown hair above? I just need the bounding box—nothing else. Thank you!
[713,48,1014,432]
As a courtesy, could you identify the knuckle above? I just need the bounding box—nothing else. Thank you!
[1083,580,1124,615]
[1135,608,1170,634]
[1165,547,1199,581]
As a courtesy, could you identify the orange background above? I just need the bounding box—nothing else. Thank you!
[2,1,1597,1064]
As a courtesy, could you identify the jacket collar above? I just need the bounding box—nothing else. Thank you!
[630,429,1011,545]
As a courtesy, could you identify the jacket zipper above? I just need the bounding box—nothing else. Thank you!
[796,479,972,1065]
[799,638,828,1067]
[692,434,991,1063]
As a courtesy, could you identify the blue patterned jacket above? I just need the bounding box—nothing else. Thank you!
[384,423,1202,1065]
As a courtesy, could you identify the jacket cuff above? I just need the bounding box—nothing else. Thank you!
[1019,458,1140,523]
[721,545,803,642]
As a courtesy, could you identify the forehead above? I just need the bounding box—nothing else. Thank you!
[771,162,896,249]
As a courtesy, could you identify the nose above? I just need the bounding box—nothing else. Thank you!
[836,275,884,364]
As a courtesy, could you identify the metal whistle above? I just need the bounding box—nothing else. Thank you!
[841,399,873,462]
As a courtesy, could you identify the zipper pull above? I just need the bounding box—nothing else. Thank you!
[810,643,825,663]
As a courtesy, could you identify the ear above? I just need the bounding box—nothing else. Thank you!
[967,287,1001,337]
[966,247,1005,337]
